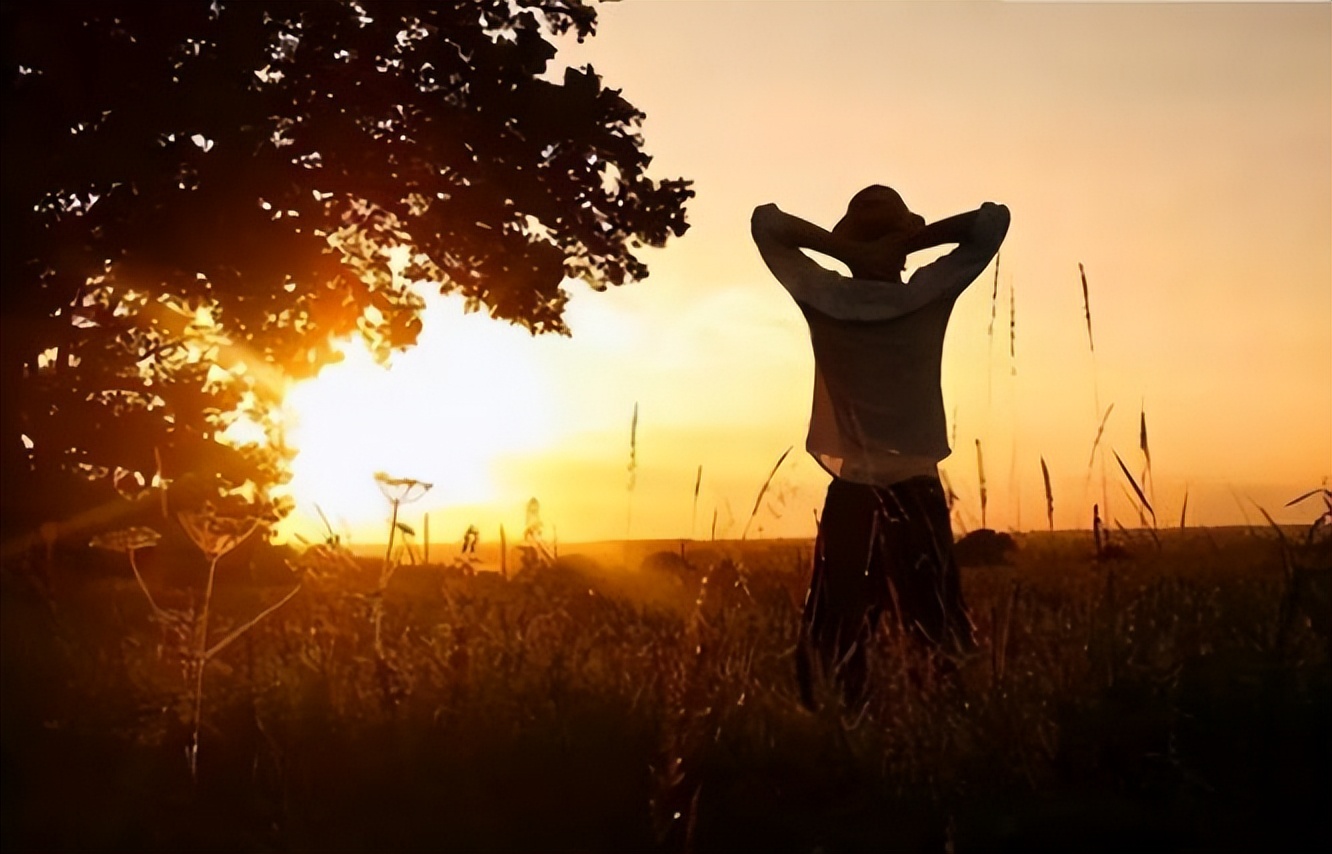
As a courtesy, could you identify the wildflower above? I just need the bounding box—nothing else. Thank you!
[176,504,261,561]
[89,526,162,553]
[374,471,433,505]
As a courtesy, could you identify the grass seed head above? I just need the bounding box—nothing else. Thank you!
[1040,456,1054,532]
[1079,262,1095,352]
[975,439,988,529]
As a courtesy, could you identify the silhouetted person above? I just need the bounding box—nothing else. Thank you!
[751,186,1009,709]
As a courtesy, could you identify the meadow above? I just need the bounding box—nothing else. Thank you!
[2,522,1328,853]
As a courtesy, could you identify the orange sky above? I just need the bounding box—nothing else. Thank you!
[275,0,1330,547]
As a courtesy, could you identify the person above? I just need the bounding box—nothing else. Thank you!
[750,185,1009,709]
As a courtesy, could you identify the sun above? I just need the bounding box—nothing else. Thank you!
[274,294,555,542]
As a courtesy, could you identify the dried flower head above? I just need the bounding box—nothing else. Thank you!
[374,472,432,505]
[90,526,162,553]
[176,504,262,560]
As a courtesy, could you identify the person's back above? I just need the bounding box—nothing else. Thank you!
[801,298,953,480]
[751,185,1008,708]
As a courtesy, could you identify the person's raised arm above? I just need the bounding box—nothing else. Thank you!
[750,204,868,280]
[752,201,1007,322]
[903,202,1010,298]
[751,203,932,321]
[905,208,990,254]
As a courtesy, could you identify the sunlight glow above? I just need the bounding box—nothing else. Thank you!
[277,294,556,540]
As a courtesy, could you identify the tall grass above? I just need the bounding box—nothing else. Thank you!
[1040,456,1054,532]
[975,438,989,530]
[1113,450,1154,526]
[741,446,791,540]
[1113,450,1160,549]
[691,464,702,540]
[25,526,1329,852]
[987,251,1001,404]
[1287,486,1332,544]
[1008,273,1016,375]
[1010,273,1024,527]
[1078,262,1096,356]
[1139,403,1155,508]
[1079,263,1113,526]
[627,402,639,537]
[1086,403,1114,517]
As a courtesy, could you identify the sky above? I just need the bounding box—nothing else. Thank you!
[275,0,1330,548]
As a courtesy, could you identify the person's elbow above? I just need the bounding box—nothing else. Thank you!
[973,202,1011,246]
[750,203,782,238]
[980,201,1011,229]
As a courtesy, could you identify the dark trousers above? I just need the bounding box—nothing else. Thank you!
[797,476,974,709]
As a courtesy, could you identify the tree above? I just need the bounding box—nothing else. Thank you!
[0,0,692,539]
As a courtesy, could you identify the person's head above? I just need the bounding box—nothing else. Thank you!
[832,185,925,278]
[832,185,924,243]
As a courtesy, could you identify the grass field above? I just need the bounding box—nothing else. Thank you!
[2,525,1328,852]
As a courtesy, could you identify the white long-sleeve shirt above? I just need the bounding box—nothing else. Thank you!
[752,202,1010,486]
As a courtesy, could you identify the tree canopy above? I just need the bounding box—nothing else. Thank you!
[0,0,692,537]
